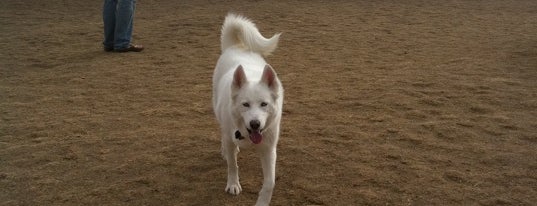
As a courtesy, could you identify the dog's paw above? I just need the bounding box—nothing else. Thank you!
[255,201,269,206]
[254,192,271,206]
[225,182,242,195]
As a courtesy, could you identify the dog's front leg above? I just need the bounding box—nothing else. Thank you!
[255,146,276,206]
[222,139,242,195]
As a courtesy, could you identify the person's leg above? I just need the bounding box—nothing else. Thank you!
[113,0,136,50]
[102,0,117,50]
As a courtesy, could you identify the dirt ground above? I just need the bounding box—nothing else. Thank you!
[1,0,536,205]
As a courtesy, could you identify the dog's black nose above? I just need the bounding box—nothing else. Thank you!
[250,120,260,130]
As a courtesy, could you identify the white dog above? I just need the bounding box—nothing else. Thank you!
[212,13,283,206]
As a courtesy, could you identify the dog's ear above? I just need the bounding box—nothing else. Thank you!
[261,64,278,92]
[232,65,247,90]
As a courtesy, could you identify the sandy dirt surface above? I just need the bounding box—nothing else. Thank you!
[1,0,536,205]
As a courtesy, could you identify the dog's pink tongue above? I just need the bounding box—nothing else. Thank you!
[249,131,263,144]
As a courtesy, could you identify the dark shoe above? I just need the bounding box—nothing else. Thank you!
[104,47,114,52]
[115,44,144,52]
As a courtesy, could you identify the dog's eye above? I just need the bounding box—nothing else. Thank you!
[260,102,268,107]
[242,102,250,107]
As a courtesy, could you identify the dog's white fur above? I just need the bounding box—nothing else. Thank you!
[212,13,283,206]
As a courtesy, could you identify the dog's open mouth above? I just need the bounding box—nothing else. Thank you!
[247,128,263,144]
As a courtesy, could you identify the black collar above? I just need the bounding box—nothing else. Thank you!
[235,130,245,140]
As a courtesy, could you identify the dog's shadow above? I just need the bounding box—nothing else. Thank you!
[180,149,260,204]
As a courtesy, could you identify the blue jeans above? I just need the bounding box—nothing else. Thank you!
[103,0,137,50]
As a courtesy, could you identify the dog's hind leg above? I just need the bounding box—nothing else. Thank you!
[222,135,242,195]
[255,146,276,206]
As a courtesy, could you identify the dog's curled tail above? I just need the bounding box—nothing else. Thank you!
[221,13,280,57]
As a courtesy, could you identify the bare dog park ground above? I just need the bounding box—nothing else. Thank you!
[1,0,536,205]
